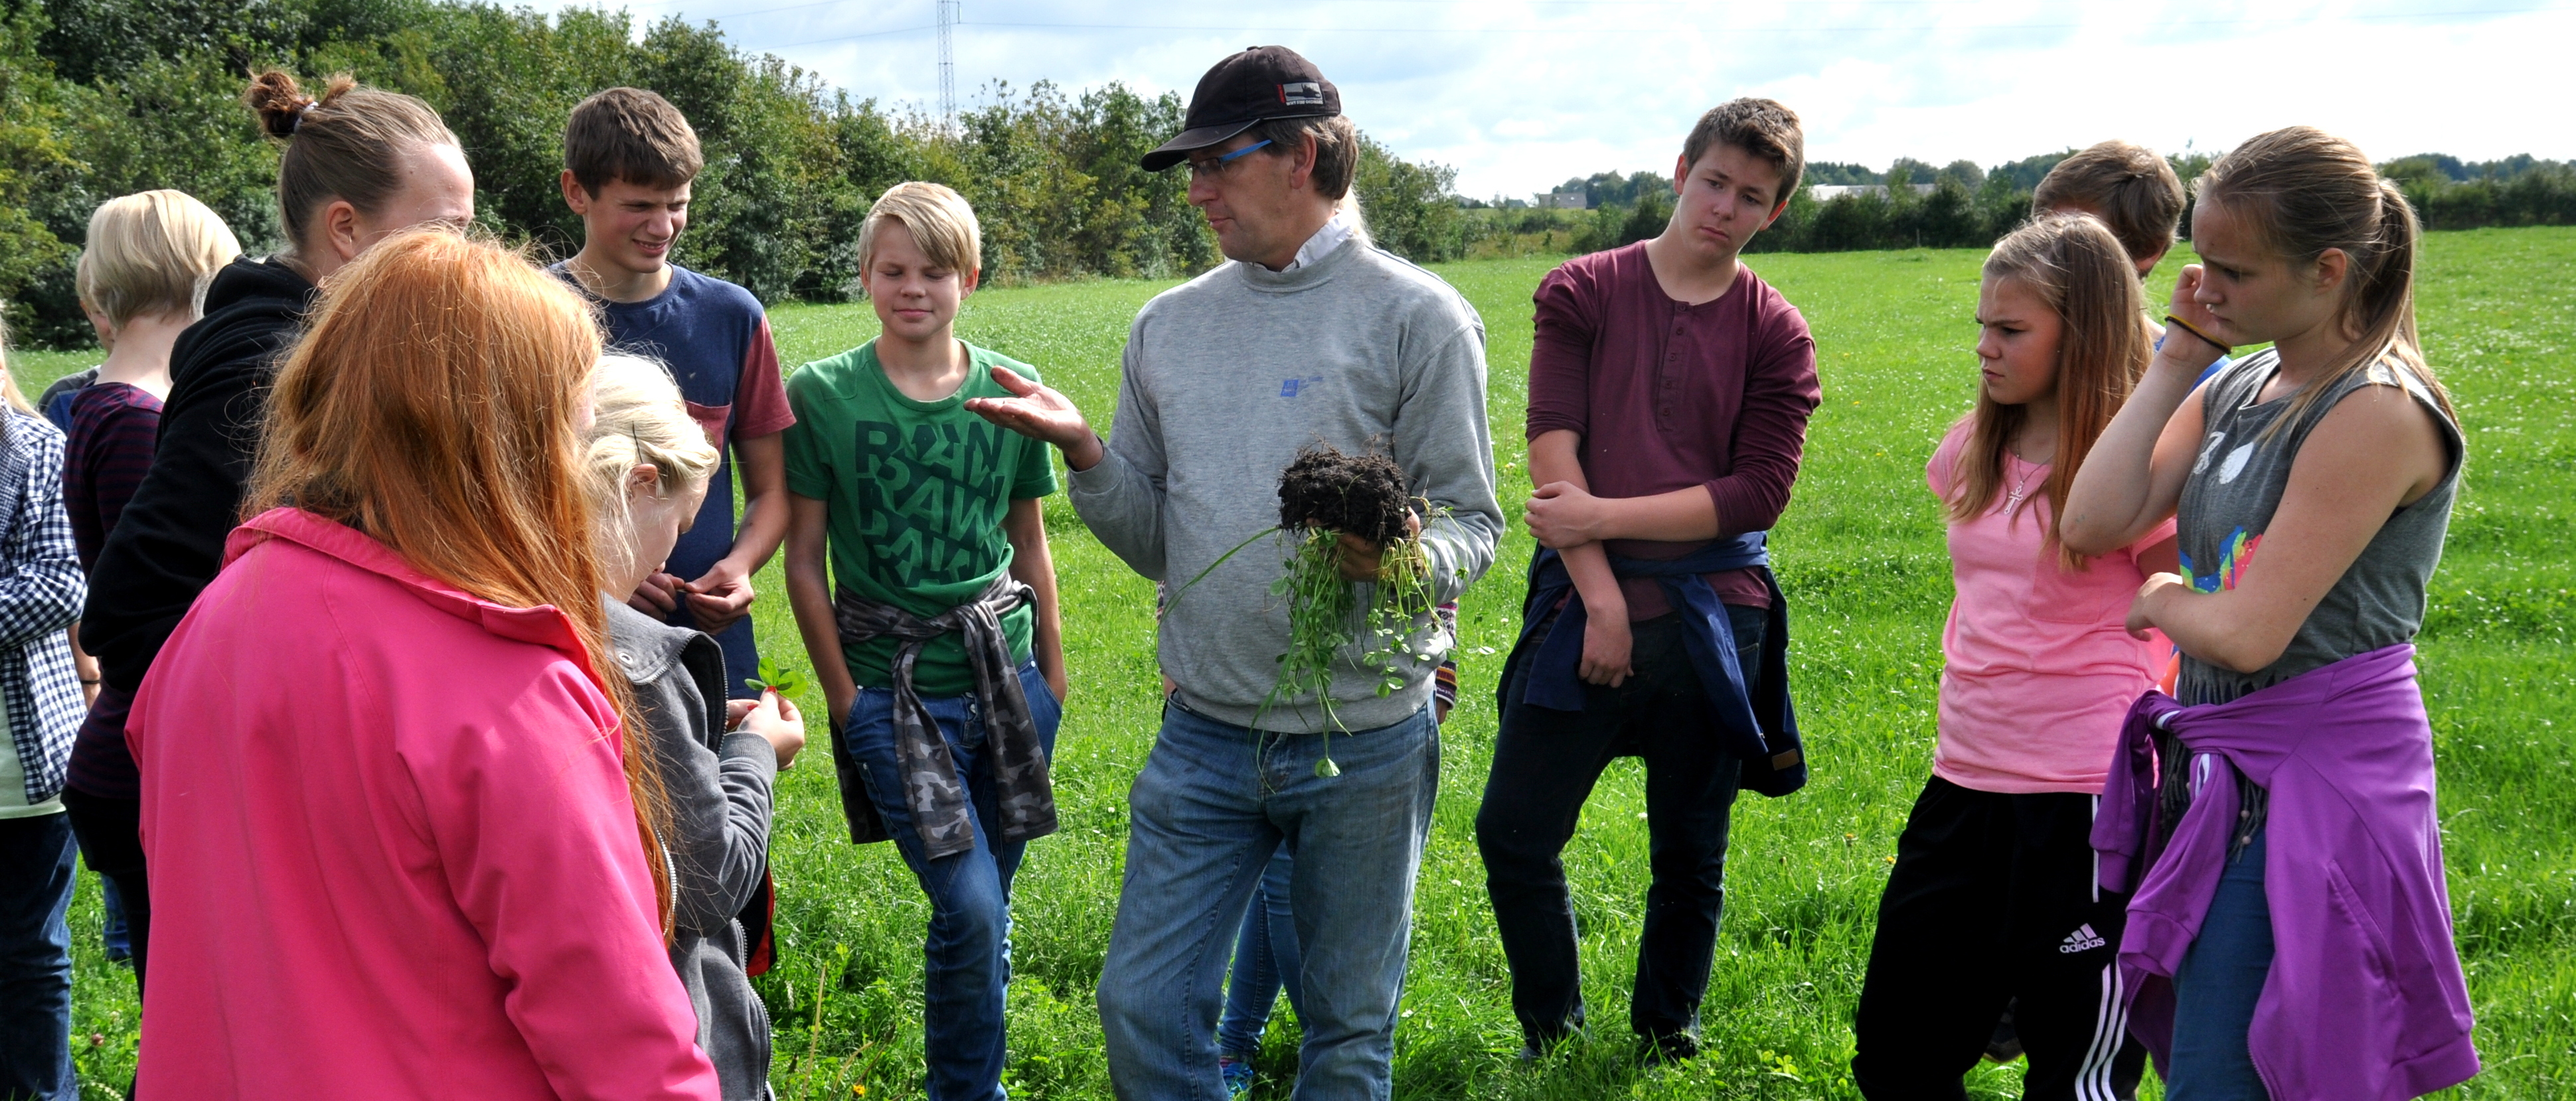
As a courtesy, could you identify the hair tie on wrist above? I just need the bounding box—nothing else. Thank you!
[2165,315,2230,354]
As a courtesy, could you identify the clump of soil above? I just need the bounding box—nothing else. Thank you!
[1277,443,1410,546]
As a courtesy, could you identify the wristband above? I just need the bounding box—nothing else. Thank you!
[2164,315,2231,355]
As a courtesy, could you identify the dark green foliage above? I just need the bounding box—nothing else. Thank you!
[0,7,77,340]
[1803,160,1880,186]
[0,0,1497,344]
[1986,149,2073,192]
[2391,160,2576,232]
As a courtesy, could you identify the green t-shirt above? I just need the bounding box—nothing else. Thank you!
[783,340,1058,696]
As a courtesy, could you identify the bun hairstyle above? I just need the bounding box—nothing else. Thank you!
[242,70,459,255]
[583,353,720,581]
[1949,212,2154,569]
[2194,125,2455,438]
[247,229,675,931]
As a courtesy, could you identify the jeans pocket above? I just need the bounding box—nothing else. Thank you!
[1020,662,1063,743]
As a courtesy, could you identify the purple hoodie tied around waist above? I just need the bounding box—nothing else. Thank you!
[2092,643,2478,1101]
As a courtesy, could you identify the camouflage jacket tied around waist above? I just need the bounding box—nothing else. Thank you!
[830,575,1057,858]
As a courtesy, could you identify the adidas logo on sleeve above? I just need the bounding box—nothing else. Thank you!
[2059,924,2109,954]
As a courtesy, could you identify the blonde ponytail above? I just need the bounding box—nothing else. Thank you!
[2195,127,2454,438]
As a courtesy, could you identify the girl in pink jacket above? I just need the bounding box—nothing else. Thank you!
[125,231,719,1100]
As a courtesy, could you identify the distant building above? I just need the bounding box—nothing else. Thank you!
[1534,189,1588,209]
[1805,183,1939,201]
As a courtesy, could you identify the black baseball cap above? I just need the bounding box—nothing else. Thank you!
[1141,46,1341,171]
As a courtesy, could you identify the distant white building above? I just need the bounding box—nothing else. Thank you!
[1534,189,1588,209]
[1805,183,1939,201]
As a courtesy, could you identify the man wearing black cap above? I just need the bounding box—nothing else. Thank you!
[966,45,1502,1100]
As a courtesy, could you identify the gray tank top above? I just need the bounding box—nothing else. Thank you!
[2173,348,2464,705]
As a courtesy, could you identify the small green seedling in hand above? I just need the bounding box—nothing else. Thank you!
[745,656,810,699]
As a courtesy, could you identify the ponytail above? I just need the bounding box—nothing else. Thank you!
[2194,127,2455,439]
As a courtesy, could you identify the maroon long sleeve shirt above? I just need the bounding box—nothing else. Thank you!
[1525,242,1822,616]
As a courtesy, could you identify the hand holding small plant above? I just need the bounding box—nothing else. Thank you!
[737,657,812,768]
[744,655,811,699]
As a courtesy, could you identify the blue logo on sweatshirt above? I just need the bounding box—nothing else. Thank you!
[1280,376,1323,398]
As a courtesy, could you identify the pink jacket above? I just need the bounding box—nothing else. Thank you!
[127,508,719,1100]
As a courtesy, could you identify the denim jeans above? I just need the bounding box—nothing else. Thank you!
[843,660,1063,1101]
[2168,828,2275,1101]
[1217,846,1304,1058]
[1475,607,1765,1049]
[1099,701,1439,1101]
[0,812,77,1100]
[98,875,129,961]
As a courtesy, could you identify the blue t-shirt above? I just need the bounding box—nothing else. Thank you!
[556,263,795,696]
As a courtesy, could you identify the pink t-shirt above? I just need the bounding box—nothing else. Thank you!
[1927,423,2176,794]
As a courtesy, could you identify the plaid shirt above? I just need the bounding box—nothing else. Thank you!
[0,410,87,805]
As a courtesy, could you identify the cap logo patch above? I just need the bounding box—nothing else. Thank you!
[1279,81,1325,106]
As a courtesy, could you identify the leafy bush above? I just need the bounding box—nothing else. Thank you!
[0,0,1467,345]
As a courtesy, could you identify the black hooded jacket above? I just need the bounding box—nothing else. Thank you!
[84,256,318,694]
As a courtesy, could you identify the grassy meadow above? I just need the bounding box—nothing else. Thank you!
[21,226,2573,1100]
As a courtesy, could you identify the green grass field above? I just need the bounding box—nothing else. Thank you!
[21,226,2572,1100]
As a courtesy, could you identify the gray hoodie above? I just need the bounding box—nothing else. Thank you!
[1066,235,1503,733]
[605,599,778,1101]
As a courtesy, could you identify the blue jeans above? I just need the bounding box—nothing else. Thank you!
[1217,847,1304,1058]
[2168,828,2274,1101]
[99,875,129,960]
[843,660,1063,1101]
[0,812,76,1100]
[1099,702,1439,1101]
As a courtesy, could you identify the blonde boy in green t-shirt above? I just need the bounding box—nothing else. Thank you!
[779,181,1063,1100]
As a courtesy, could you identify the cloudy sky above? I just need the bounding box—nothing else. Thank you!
[534,0,2571,199]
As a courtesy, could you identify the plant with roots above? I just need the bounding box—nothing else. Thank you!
[1170,443,1449,778]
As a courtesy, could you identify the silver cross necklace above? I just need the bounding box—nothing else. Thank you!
[2005,456,2043,510]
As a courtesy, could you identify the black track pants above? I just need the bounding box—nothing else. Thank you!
[1852,776,2148,1101]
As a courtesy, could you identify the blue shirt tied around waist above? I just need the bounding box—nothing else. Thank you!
[1500,532,1808,797]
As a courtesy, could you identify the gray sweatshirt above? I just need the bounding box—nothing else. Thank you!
[605,599,778,1101]
[1068,235,1502,733]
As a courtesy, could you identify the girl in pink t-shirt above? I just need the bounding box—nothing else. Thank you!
[1851,214,2174,1100]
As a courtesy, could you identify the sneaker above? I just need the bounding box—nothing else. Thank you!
[1638,1030,1700,1066]
[1218,1054,1255,1098]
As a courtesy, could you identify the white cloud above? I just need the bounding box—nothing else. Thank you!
[538,0,2574,197]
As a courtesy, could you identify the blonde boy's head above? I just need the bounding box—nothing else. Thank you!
[78,190,243,329]
[858,183,981,276]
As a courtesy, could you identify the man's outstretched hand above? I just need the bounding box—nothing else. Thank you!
[964,365,1103,471]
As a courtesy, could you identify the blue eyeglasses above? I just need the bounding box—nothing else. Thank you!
[1187,139,1273,179]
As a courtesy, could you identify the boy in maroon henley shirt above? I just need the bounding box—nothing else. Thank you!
[1476,99,1822,1063]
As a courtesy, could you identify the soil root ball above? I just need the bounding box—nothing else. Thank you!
[1277,443,1411,546]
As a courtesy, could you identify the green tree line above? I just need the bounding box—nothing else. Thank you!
[1508,147,2575,259]
[0,0,1467,347]
[4,0,2566,346]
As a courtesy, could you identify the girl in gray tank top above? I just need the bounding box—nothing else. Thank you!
[2174,349,2464,706]
[2058,125,2475,1101]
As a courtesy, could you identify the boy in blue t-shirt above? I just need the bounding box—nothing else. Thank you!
[556,87,794,697]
